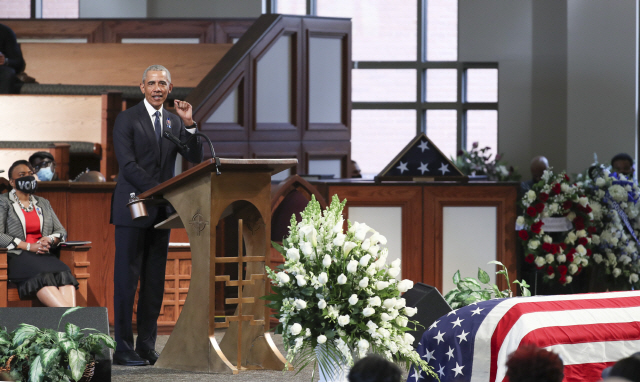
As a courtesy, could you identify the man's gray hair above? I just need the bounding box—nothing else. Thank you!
[142,65,171,84]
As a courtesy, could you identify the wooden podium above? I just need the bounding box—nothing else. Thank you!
[138,158,296,373]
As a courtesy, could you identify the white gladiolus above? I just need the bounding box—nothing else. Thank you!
[397,279,414,293]
[322,255,332,268]
[296,275,307,286]
[338,315,350,326]
[347,259,359,273]
[368,296,381,306]
[359,277,369,288]
[294,299,307,310]
[388,267,400,278]
[317,335,327,344]
[318,272,328,285]
[333,233,346,247]
[337,274,348,284]
[290,323,302,335]
[286,248,300,262]
[276,272,290,284]
[376,281,389,290]
[343,242,357,257]
[404,307,417,317]
[363,307,375,317]
[360,254,372,266]
[318,299,327,309]
[349,294,359,305]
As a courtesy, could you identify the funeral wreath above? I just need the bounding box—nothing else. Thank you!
[264,195,435,380]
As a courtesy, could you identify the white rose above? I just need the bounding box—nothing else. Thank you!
[337,315,350,326]
[565,275,573,284]
[327,305,340,319]
[516,216,525,226]
[596,178,606,186]
[368,296,381,306]
[354,223,372,241]
[545,254,555,264]
[547,273,555,279]
[556,254,566,263]
[567,212,576,221]
[397,279,414,293]
[576,230,587,238]
[348,294,359,305]
[592,235,601,245]
[561,183,570,193]
[528,240,540,250]
[543,235,553,244]
[295,275,307,286]
[568,264,578,275]
[359,254,372,266]
[579,197,589,207]
[318,272,328,285]
[376,281,389,290]
[388,267,400,278]
[337,274,347,284]
[276,272,290,284]
[343,242,357,256]
[565,232,577,244]
[287,247,300,262]
[381,313,392,322]
[594,253,603,263]
[391,259,401,268]
[361,239,371,251]
[301,241,313,256]
[358,338,370,350]
[394,298,406,309]
[404,306,417,317]
[383,298,396,309]
[322,255,332,268]
[294,299,307,310]
[290,323,302,335]
[333,233,346,247]
[576,245,587,256]
[318,299,327,309]
[347,259,359,273]
[363,307,375,317]
[613,268,622,278]
[630,274,639,284]
[527,190,536,202]
[396,315,409,327]
[404,333,415,346]
[317,335,327,344]
[359,277,369,288]
[368,245,379,256]
[534,256,546,268]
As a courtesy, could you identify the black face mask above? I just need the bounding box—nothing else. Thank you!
[14,176,38,194]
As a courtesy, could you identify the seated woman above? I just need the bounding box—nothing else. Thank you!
[0,160,78,306]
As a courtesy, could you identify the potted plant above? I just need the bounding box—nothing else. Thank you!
[264,195,435,381]
[0,307,116,382]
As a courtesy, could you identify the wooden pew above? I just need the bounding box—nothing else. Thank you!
[20,43,232,87]
[0,92,121,180]
[0,143,70,180]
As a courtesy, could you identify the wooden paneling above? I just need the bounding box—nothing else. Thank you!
[0,143,69,181]
[101,20,216,43]
[3,20,104,42]
[327,185,424,283]
[303,140,350,178]
[423,185,518,293]
[21,43,232,87]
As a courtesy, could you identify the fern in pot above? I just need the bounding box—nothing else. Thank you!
[0,307,116,382]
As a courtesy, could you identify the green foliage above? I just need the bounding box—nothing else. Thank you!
[444,261,531,309]
[452,143,521,181]
[0,307,116,382]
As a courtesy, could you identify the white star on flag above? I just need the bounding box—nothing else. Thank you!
[397,161,409,174]
[447,310,457,316]
[428,320,440,330]
[418,140,429,152]
[437,364,445,378]
[418,162,429,174]
[451,317,464,328]
[410,370,421,382]
[452,362,465,377]
[457,330,469,343]
[438,162,450,175]
[422,348,435,363]
[445,346,455,360]
[471,307,484,316]
[433,331,445,344]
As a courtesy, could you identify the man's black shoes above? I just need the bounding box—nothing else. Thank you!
[136,349,160,365]
[113,350,150,366]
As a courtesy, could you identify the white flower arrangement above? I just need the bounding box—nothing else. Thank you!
[265,195,435,380]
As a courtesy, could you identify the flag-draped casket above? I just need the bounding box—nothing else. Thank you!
[408,291,640,382]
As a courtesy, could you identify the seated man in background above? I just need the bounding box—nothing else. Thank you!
[611,152,634,178]
[29,151,58,181]
[520,155,549,193]
[0,23,26,94]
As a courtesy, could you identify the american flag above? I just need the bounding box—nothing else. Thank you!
[407,291,640,382]
[377,133,463,180]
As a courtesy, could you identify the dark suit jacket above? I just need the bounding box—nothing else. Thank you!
[110,101,203,228]
[0,23,25,73]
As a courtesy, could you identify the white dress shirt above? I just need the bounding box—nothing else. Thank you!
[143,98,196,134]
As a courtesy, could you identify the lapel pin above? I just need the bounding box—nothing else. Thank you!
[167,118,172,129]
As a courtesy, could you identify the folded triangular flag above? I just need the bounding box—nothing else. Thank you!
[376,133,466,182]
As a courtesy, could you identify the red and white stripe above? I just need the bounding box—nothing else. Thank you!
[469,291,640,382]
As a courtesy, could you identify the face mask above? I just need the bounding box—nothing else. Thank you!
[14,176,38,194]
[37,167,54,181]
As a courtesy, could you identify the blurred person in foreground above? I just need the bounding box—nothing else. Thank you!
[602,353,640,382]
[505,345,563,382]
[348,355,402,382]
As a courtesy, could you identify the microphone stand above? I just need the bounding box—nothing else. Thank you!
[163,131,221,175]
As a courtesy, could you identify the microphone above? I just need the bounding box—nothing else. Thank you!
[163,131,221,175]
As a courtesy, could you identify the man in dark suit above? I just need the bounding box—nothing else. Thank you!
[0,23,26,94]
[111,64,203,366]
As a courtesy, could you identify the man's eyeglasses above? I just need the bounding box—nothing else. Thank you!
[34,160,55,171]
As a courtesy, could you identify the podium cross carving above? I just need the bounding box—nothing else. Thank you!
[189,208,210,236]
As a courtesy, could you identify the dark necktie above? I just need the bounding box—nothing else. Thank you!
[154,110,162,149]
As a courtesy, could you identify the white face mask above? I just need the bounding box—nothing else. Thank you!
[37,167,54,181]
